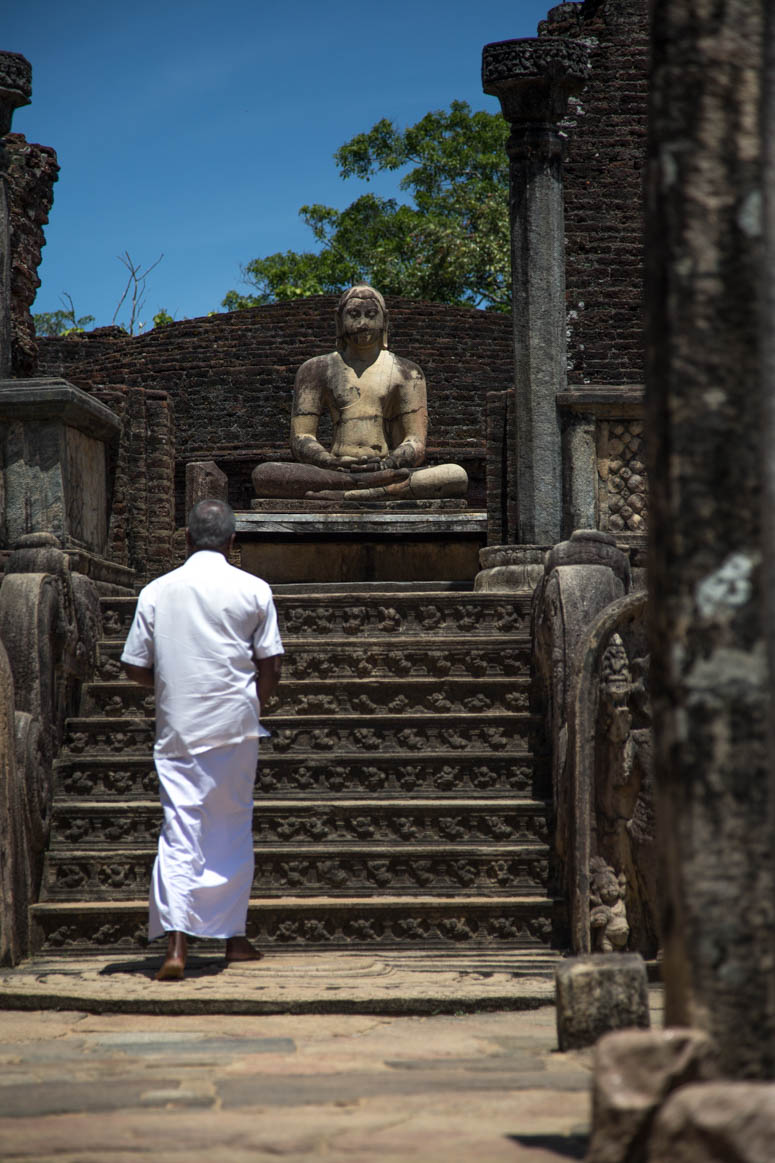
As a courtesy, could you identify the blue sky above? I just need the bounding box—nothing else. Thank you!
[5,0,551,329]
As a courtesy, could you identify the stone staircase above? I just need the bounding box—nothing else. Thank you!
[30,585,559,958]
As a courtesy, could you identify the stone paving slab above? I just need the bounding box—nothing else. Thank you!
[0,1004,600,1162]
[0,950,559,1016]
[0,981,663,1161]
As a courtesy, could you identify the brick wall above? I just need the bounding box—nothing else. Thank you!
[541,0,649,385]
[39,298,513,516]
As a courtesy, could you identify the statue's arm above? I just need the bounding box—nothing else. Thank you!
[385,364,428,469]
[290,360,342,470]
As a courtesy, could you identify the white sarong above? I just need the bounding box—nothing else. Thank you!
[148,737,258,941]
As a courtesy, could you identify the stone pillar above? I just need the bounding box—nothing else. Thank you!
[763,0,775,1061]
[647,0,774,1078]
[482,38,589,546]
[0,53,31,379]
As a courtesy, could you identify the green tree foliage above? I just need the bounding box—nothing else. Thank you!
[33,292,95,336]
[224,101,510,312]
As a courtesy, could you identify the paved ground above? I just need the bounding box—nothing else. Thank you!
[0,951,665,1162]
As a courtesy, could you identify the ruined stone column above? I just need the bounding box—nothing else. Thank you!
[647,0,774,1078]
[0,53,31,379]
[482,38,589,546]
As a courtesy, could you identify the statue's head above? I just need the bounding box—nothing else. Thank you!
[335,284,389,352]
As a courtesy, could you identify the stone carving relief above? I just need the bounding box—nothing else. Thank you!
[597,420,647,534]
[0,534,100,962]
[36,906,555,952]
[589,857,630,952]
[100,594,530,642]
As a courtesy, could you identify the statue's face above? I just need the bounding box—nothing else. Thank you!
[341,296,384,350]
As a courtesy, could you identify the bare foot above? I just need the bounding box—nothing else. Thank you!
[155,931,187,981]
[225,935,263,963]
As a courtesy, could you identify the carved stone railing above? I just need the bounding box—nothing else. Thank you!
[532,529,655,957]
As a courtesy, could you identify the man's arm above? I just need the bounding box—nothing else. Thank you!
[257,653,283,707]
[124,663,154,688]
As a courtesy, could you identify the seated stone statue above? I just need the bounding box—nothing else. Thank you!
[252,284,468,502]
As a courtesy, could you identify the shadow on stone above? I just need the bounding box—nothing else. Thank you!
[99,955,227,978]
[507,1133,587,1159]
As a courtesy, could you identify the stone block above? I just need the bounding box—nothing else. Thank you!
[587,1028,719,1163]
[185,460,228,518]
[555,953,649,1050]
[647,1082,775,1163]
[0,378,119,554]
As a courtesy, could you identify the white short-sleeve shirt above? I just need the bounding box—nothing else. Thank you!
[121,550,284,758]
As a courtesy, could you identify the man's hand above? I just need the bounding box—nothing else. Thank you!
[257,654,283,707]
[124,663,154,688]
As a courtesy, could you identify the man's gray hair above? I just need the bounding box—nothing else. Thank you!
[187,499,236,549]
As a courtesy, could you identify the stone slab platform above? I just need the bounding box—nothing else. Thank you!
[250,498,469,511]
[237,510,487,536]
[0,950,559,1016]
[234,509,488,583]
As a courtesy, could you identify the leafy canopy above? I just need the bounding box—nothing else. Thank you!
[223,101,510,312]
[33,292,94,337]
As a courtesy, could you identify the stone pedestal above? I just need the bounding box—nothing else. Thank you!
[482,38,590,546]
[0,378,120,556]
[185,459,228,516]
[235,507,487,585]
[555,954,649,1051]
[474,544,546,592]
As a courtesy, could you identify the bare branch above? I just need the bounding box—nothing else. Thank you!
[112,251,164,334]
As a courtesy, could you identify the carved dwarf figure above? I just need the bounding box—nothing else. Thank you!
[252,285,468,502]
[589,857,630,953]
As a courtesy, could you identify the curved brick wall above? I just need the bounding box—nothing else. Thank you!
[39,297,513,514]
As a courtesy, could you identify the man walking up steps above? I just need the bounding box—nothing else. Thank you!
[122,499,284,980]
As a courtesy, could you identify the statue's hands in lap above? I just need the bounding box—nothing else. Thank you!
[338,454,401,473]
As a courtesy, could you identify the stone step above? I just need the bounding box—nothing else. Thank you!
[80,677,531,719]
[94,635,531,683]
[41,845,551,901]
[99,592,531,641]
[53,751,542,800]
[48,798,550,849]
[64,714,535,758]
[30,896,556,955]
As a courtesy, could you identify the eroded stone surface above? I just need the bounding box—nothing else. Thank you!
[587,1028,719,1163]
[647,1082,775,1163]
[555,954,649,1051]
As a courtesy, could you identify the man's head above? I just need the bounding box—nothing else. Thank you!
[335,284,389,352]
[187,499,236,553]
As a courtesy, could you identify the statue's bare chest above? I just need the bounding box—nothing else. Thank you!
[327,355,396,417]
